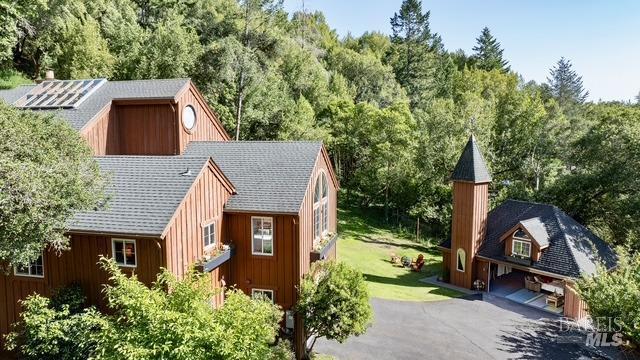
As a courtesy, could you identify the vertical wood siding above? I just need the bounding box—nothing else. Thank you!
[163,163,233,279]
[297,150,338,278]
[564,283,589,320]
[116,104,179,155]
[82,106,119,155]
[0,235,163,337]
[224,213,299,311]
[449,181,489,289]
[177,86,229,153]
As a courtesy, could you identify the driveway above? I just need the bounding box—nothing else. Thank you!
[316,295,637,360]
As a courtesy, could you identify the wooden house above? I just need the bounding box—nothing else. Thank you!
[0,78,339,357]
[439,136,617,320]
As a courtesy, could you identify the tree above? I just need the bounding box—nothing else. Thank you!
[388,0,439,107]
[6,257,290,360]
[0,103,105,268]
[576,248,640,345]
[471,27,509,72]
[546,57,589,109]
[296,261,372,358]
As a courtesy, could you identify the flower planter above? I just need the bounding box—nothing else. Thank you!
[195,246,235,273]
[310,233,338,263]
[505,254,532,266]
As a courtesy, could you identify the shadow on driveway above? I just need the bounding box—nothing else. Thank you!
[315,295,638,360]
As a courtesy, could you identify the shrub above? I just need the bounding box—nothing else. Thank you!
[296,260,372,358]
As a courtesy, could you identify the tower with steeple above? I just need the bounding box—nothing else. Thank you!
[449,135,492,289]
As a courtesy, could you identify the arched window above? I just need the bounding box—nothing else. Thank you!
[313,172,329,244]
[456,248,466,272]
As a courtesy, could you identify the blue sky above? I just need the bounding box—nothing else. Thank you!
[283,0,640,102]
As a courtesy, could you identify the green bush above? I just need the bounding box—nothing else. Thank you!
[4,295,107,360]
[297,260,373,358]
[577,248,640,345]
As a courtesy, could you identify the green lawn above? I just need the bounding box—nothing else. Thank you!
[337,206,461,301]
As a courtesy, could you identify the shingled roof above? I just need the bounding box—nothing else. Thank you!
[441,200,617,278]
[451,135,492,183]
[185,141,323,214]
[70,156,211,236]
[0,79,190,130]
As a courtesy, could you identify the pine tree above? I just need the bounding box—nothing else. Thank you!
[472,27,509,72]
[389,0,440,107]
[546,57,589,108]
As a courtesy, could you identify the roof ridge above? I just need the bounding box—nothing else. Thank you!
[106,78,191,83]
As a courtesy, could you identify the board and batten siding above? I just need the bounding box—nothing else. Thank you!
[298,148,339,276]
[450,181,489,289]
[0,235,163,337]
[176,85,230,153]
[81,82,229,156]
[564,283,589,320]
[162,161,234,294]
[224,213,300,311]
[82,105,120,155]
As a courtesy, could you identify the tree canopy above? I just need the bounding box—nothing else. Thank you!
[1,0,638,253]
[0,103,106,267]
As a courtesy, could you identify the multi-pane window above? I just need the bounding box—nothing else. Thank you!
[512,239,531,257]
[252,217,273,256]
[112,239,137,267]
[313,173,329,245]
[203,222,216,249]
[15,253,44,278]
[251,288,274,303]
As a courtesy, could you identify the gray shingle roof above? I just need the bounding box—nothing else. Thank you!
[185,141,323,214]
[451,135,492,183]
[70,156,210,236]
[478,200,617,278]
[518,217,550,248]
[0,79,190,130]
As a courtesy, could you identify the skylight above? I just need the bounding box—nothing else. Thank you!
[16,79,106,109]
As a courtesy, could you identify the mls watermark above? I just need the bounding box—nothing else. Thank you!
[557,316,633,347]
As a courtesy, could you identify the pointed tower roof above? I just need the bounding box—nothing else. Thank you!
[451,135,492,183]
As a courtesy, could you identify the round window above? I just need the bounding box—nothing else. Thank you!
[182,105,196,131]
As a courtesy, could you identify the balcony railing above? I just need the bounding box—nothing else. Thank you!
[311,232,338,263]
[195,245,235,273]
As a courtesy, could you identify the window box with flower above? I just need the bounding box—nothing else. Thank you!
[310,232,338,262]
[195,244,235,273]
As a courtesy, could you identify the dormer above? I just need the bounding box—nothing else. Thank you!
[6,78,230,156]
[500,217,549,264]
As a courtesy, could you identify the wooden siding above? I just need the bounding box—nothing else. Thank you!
[475,258,490,288]
[162,161,233,279]
[116,103,179,155]
[224,213,300,311]
[449,181,489,289]
[504,234,542,262]
[564,283,589,320]
[82,106,119,155]
[176,84,230,153]
[297,149,339,279]
[81,82,229,156]
[0,235,163,336]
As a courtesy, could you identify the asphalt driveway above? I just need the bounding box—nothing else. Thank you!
[316,294,637,360]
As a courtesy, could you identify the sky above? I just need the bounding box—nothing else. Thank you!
[282,0,640,102]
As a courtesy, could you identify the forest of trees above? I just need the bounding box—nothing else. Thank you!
[2,0,639,251]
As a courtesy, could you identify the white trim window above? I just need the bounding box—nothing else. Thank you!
[313,172,329,245]
[251,288,274,303]
[14,253,44,278]
[456,248,466,272]
[512,239,532,258]
[252,217,274,256]
[203,221,216,250]
[112,239,137,267]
